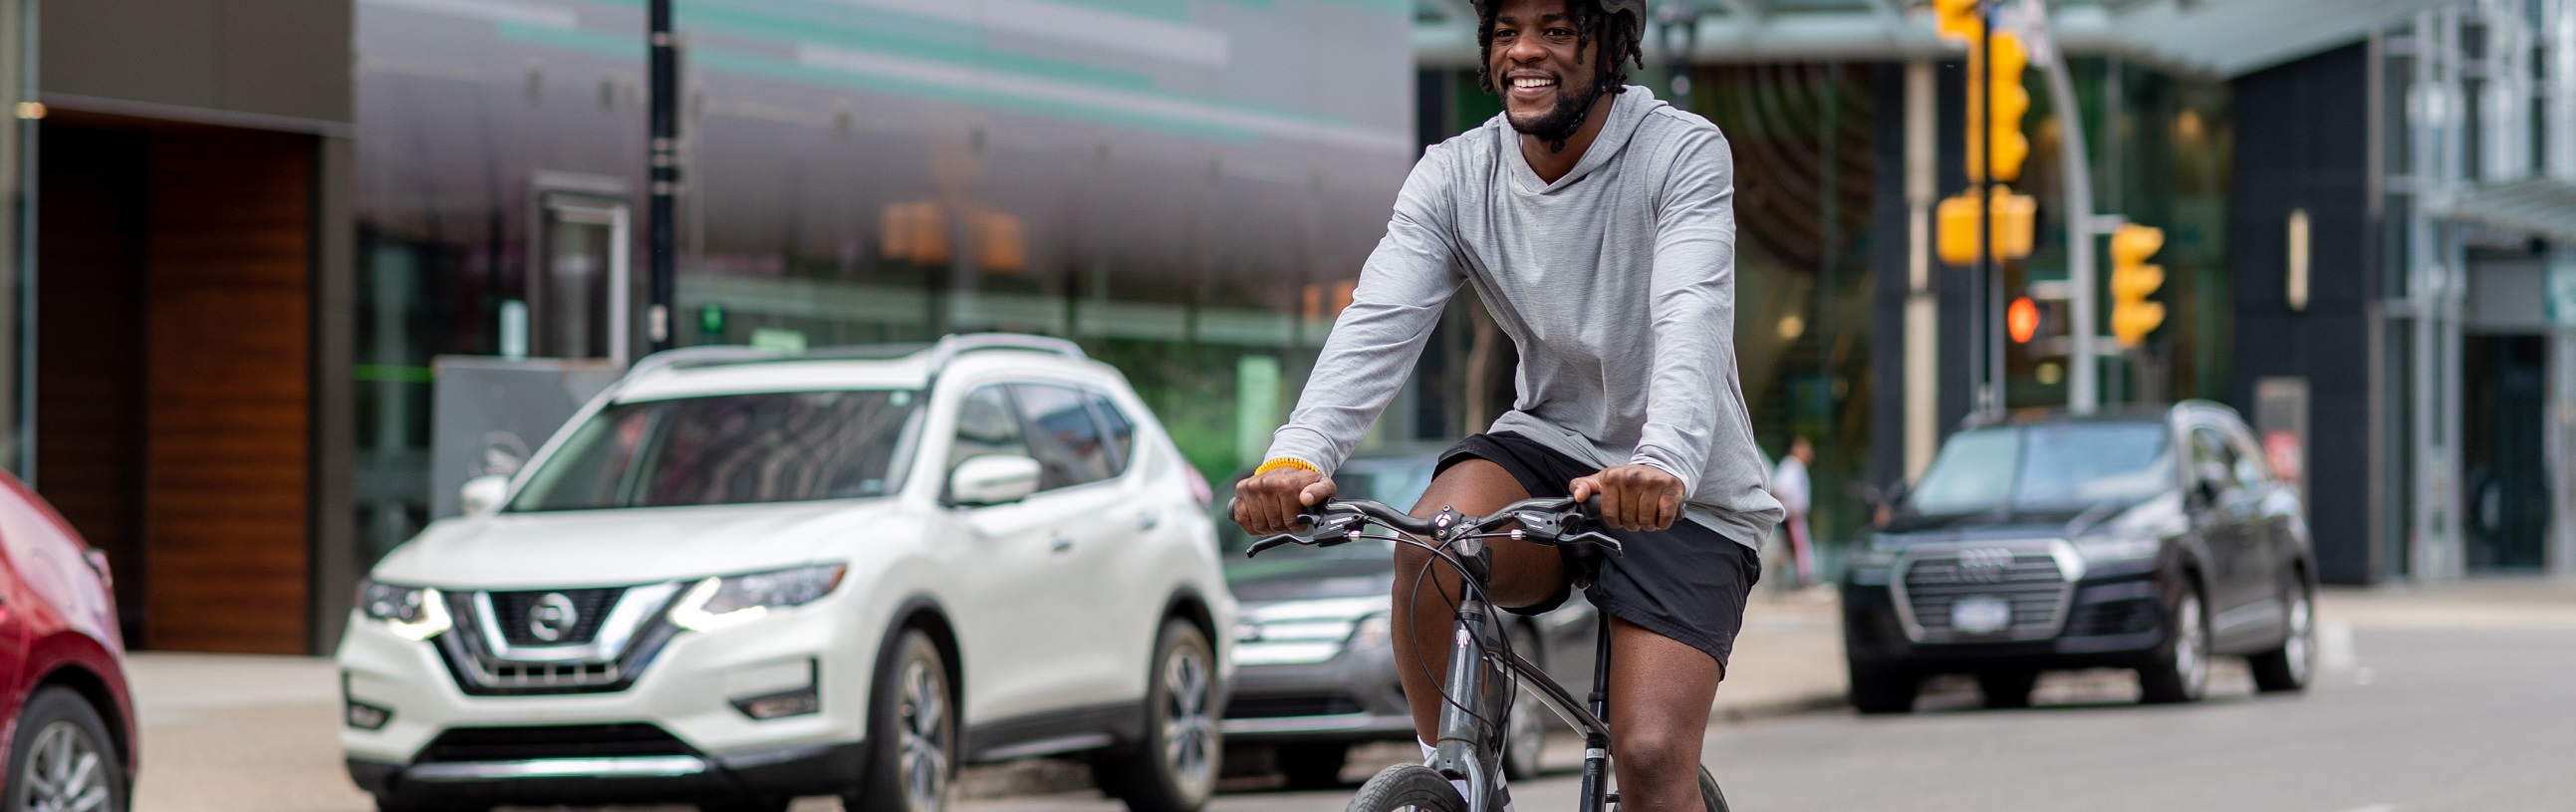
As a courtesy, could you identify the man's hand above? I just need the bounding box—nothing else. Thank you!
[1570,464,1684,532]
[1233,466,1338,536]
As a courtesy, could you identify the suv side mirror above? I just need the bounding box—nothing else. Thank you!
[950,454,1043,506]
[460,474,511,515]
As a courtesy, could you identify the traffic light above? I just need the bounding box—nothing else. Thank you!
[1932,0,1981,42]
[1967,31,2030,183]
[1934,185,2039,266]
[2109,224,2168,348]
[2007,296,2040,344]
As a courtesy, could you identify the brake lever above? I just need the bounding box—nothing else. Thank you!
[1564,531,1624,556]
[1244,512,1363,558]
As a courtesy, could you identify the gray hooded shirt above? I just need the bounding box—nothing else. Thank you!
[1262,87,1784,547]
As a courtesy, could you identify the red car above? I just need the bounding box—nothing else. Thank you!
[0,473,134,812]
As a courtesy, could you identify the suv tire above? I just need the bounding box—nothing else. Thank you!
[1847,664,1919,714]
[9,686,127,812]
[850,628,957,812]
[1101,619,1218,812]
[2138,583,2210,703]
[2248,573,2315,692]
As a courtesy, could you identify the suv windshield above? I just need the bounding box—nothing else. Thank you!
[509,390,921,512]
[1908,421,2173,517]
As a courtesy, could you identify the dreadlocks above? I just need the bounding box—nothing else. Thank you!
[1474,1,1644,151]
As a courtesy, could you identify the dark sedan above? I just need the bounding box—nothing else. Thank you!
[1841,402,2318,711]
[1217,446,1598,788]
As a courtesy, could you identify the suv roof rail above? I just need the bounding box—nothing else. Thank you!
[615,333,1086,387]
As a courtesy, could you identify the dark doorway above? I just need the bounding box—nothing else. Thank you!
[2462,334,2548,572]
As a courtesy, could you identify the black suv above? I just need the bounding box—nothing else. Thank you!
[1840,403,2318,711]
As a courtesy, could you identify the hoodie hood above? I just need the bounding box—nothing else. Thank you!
[370,499,899,590]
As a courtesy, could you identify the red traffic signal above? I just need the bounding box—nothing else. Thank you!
[2007,296,2040,344]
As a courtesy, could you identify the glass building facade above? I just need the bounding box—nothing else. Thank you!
[352,0,1420,561]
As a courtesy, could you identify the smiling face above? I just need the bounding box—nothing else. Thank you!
[1485,0,1600,138]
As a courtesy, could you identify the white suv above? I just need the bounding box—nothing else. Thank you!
[338,335,1233,812]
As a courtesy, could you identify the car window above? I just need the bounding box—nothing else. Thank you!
[2220,424,2272,490]
[2190,426,2237,494]
[947,386,1031,475]
[1012,384,1116,490]
[1088,393,1137,475]
[1908,422,2171,515]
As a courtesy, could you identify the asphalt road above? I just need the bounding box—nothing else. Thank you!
[967,625,2576,812]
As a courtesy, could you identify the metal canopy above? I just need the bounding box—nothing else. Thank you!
[1416,0,2455,76]
[2440,178,2576,244]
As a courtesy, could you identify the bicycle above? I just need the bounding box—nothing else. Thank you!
[1246,496,1728,812]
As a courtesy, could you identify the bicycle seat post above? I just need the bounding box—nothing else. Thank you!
[1578,609,1616,812]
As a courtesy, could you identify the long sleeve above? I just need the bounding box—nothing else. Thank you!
[1262,150,1466,474]
[1627,131,1739,499]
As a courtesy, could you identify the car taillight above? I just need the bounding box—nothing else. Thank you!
[82,548,113,590]
[1183,453,1213,506]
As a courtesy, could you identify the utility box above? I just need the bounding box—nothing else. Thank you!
[428,357,624,520]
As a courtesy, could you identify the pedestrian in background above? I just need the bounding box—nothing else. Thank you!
[1771,436,1815,588]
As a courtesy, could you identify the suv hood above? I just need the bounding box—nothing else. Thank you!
[371,500,898,590]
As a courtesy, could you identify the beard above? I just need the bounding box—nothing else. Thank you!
[1505,77,1595,145]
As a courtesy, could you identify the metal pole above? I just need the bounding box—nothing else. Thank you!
[1976,1,1995,415]
[646,0,677,356]
[2024,0,2098,413]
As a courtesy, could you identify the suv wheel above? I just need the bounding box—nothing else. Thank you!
[1102,619,1218,812]
[1847,664,1919,714]
[9,687,126,812]
[2249,574,2315,692]
[851,628,956,812]
[2139,583,2210,703]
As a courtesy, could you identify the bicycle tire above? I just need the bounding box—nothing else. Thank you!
[1608,765,1729,812]
[1345,764,1464,812]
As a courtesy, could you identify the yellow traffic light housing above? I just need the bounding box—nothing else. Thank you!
[1932,0,1981,42]
[2109,224,2168,348]
[1967,32,2030,183]
[1934,185,2038,266]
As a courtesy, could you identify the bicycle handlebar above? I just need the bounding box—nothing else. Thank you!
[1238,496,1623,558]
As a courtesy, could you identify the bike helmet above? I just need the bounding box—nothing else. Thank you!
[1468,0,1650,47]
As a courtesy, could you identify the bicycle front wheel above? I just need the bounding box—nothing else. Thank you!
[1345,764,1464,812]
[1698,764,1730,812]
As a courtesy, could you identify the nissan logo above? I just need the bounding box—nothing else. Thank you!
[529,593,579,643]
[1954,548,2015,584]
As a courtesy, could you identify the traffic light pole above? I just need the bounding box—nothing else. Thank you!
[1976,3,1995,416]
[2009,0,2100,413]
[646,0,677,356]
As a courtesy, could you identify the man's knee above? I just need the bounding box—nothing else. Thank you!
[1612,721,1701,778]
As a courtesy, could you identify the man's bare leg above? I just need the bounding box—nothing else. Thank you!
[1603,617,1721,812]
[1391,459,1567,741]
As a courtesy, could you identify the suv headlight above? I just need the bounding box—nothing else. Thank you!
[359,580,452,641]
[671,564,849,632]
[1346,613,1393,650]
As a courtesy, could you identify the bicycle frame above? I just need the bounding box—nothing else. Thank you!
[1426,543,1619,812]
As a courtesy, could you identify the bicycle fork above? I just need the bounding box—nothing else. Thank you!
[1429,594,1512,812]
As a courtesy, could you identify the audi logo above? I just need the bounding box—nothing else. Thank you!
[1952,548,2015,584]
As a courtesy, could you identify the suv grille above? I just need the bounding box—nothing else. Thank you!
[431,584,681,696]
[1893,546,2074,644]
[418,723,693,763]
[488,588,624,646]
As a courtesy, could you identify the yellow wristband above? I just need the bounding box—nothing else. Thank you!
[1254,457,1320,476]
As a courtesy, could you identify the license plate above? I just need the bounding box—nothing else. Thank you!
[1951,596,2014,634]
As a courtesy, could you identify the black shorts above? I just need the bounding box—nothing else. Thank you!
[1435,432,1762,671]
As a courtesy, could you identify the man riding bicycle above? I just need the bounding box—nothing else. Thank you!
[1232,0,1782,808]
